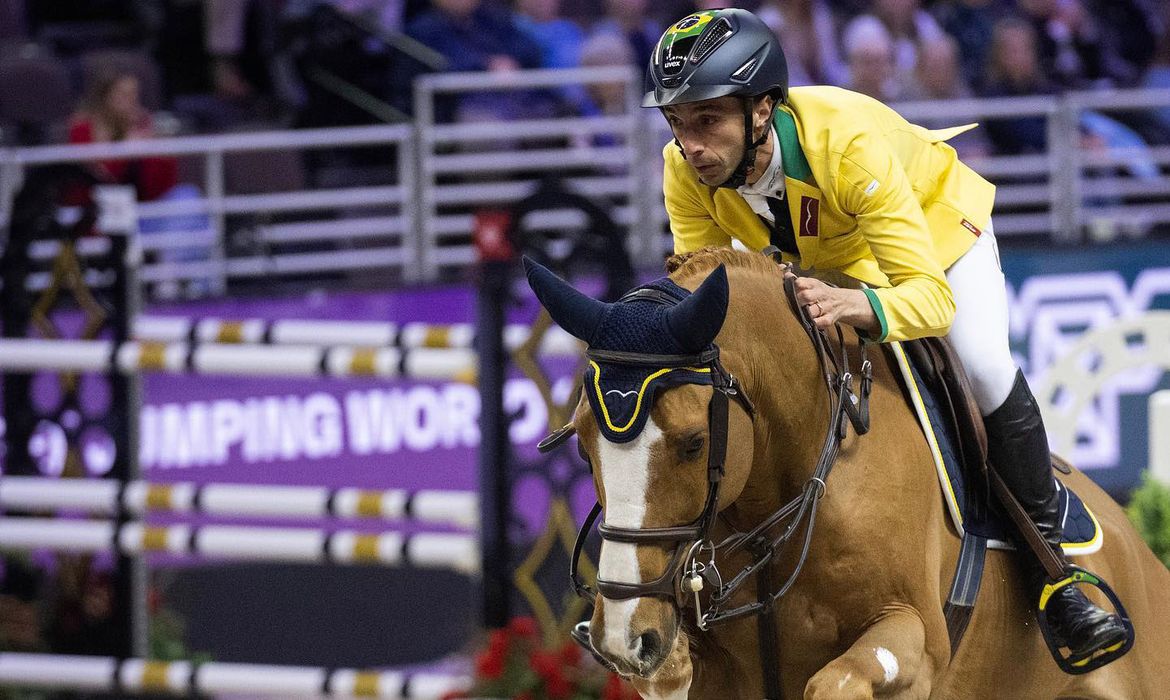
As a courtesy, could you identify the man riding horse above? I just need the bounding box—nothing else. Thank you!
[638,7,1126,664]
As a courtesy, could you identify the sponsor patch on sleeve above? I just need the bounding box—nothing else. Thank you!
[960,219,982,236]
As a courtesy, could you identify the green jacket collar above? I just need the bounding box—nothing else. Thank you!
[774,108,812,185]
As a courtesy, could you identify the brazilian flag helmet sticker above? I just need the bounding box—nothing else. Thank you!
[658,11,716,76]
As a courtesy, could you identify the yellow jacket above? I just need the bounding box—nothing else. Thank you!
[663,85,996,342]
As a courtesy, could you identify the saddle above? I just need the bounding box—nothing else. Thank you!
[901,337,991,488]
[891,333,1120,669]
[896,336,1073,495]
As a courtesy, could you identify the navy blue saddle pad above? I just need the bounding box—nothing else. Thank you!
[888,342,1101,554]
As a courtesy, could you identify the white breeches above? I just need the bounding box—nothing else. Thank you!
[944,221,1019,416]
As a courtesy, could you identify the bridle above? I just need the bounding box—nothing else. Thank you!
[574,341,755,606]
[537,261,873,695]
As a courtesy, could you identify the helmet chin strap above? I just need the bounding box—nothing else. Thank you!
[717,97,771,189]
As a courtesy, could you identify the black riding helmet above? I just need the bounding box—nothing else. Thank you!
[644,9,789,188]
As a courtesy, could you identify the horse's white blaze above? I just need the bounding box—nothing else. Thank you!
[875,647,899,685]
[596,418,661,659]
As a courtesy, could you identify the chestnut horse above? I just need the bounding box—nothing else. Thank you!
[526,248,1170,699]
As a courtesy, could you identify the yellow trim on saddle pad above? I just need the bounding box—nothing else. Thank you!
[889,343,964,531]
[888,342,1102,556]
[1065,504,1104,557]
[588,361,710,434]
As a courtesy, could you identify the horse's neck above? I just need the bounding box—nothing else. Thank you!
[721,273,834,525]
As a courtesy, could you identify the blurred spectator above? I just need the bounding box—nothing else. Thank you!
[907,36,971,100]
[514,0,589,115]
[407,0,540,74]
[904,36,992,158]
[1080,110,1158,181]
[755,0,847,86]
[842,15,908,102]
[1017,0,1122,89]
[931,0,1009,88]
[1141,3,1170,139]
[871,0,945,85]
[1078,109,1157,241]
[566,31,633,162]
[515,0,584,72]
[68,70,177,201]
[589,0,660,69]
[203,0,290,104]
[979,17,1053,154]
[1086,0,1159,87]
[168,0,291,132]
[69,68,212,296]
[281,1,410,127]
[405,0,543,123]
[206,0,256,99]
[579,32,634,117]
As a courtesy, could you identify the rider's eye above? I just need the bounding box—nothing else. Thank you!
[683,433,705,460]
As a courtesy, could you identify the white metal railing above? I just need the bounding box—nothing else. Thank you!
[0,124,415,295]
[2,77,1170,295]
[412,65,652,278]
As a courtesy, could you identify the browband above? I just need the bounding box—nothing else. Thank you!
[586,347,720,367]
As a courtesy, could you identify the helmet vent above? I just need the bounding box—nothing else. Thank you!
[730,45,769,84]
[691,17,734,65]
[731,58,757,82]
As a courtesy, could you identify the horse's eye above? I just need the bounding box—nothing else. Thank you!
[683,433,705,460]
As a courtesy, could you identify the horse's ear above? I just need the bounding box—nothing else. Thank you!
[666,264,729,352]
[523,256,610,344]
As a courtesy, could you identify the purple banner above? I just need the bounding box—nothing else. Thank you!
[137,373,571,490]
[1,283,582,495]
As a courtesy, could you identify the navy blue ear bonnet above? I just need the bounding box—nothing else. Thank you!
[524,259,730,444]
[584,278,717,442]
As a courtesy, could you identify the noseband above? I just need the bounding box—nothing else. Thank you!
[537,264,873,691]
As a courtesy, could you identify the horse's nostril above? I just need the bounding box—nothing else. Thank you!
[635,630,662,662]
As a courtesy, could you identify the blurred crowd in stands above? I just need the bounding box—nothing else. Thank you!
[0,0,1169,195]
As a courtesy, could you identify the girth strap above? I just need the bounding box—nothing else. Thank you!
[943,532,988,655]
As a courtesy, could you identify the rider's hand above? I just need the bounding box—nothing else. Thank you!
[786,273,880,336]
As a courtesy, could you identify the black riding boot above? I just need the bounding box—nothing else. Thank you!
[984,370,1127,661]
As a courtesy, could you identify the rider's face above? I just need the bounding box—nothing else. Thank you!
[662,96,771,186]
[663,97,745,186]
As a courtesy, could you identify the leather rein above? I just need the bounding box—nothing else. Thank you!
[537,263,873,693]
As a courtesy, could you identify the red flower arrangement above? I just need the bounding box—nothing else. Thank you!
[450,616,641,700]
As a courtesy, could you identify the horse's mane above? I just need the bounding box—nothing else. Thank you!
[665,246,780,282]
